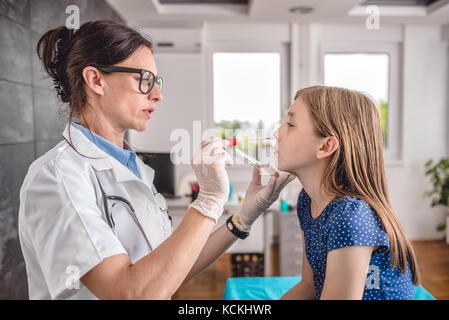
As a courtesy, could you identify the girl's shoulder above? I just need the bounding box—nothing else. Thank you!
[297,188,374,218]
[327,195,379,224]
[330,195,373,214]
[296,188,383,232]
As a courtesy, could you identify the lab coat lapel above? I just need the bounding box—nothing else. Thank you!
[62,124,155,191]
[62,123,113,171]
[135,156,155,190]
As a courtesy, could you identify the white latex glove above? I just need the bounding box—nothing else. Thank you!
[189,138,233,222]
[236,164,296,231]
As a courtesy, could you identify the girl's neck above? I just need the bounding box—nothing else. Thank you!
[294,165,336,219]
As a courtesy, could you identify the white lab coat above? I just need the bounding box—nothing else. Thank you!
[18,123,173,299]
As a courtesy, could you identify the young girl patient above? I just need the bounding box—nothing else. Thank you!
[278,86,420,300]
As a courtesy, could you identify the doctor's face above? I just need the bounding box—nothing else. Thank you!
[275,97,323,173]
[101,45,163,132]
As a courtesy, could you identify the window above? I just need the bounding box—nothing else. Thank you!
[324,53,390,147]
[321,43,401,161]
[212,52,281,160]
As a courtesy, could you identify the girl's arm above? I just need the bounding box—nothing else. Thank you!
[280,233,316,300]
[320,246,373,300]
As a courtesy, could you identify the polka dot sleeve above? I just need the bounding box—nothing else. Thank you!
[326,199,390,253]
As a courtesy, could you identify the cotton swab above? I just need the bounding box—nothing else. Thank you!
[225,138,278,175]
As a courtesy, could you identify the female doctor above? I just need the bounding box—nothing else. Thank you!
[18,20,295,300]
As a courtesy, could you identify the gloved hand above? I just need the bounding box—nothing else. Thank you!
[189,138,233,222]
[235,164,296,231]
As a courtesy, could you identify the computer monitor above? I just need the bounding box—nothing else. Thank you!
[138,152,176,198]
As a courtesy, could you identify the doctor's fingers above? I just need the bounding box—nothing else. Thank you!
[250,163,269,185]
[202,148,233,166]
[191,149,230,169]
[192,138,227,165]
[273,173,296,193]
[263,173,294,197]
[198,137,223,151]
[259,163,280,179]
[196,143,230,166]
[222,149,234,167]
[194,150,232,178]
[250,166,263,185]
[202,138,228,156]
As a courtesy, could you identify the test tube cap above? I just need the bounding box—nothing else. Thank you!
[226,138,237,147]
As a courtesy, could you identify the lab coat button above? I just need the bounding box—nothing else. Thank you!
[147,203,153,211]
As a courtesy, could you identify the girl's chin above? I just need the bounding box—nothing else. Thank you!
[276,162,287,172]
[276,161,296,174]
[275,155,286,171]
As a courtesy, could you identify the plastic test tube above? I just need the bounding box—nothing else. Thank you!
[225,138,278,175]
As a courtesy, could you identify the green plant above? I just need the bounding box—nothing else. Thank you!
[424,157,449,233]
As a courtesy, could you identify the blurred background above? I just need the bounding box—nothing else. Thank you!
[1,0,449,299]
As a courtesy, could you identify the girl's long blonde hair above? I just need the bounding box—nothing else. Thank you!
[295,85,420,285]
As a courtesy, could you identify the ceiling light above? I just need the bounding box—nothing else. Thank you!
[289,6,314,14]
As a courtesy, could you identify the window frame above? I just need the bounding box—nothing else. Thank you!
[319,42,403,165]
[205,44,290,135]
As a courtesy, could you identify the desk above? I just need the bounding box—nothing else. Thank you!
[223,277,436,300]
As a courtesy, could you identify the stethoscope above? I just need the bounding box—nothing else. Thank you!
[93,172,172,253]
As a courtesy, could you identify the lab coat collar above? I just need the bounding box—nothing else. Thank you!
[62,123,155,189]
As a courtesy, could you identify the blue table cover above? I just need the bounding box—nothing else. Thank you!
[222,277,436,300]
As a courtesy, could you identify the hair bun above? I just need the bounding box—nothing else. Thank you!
[37,26,75,102]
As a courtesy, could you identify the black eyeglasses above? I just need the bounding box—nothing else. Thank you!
[97,66,163,94]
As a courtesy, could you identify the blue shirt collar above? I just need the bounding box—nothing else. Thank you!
[71,122,140,178]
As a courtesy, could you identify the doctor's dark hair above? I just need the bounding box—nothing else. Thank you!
[36,19,153,157]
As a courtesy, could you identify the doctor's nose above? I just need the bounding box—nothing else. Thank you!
[148,83,163,103]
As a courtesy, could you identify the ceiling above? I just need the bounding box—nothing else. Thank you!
[158,0,248,3]
[105,0,449,28]
[361,0,438,5]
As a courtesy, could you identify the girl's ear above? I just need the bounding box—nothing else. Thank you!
[316,136,339,160]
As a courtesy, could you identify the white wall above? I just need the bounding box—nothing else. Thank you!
[128,52,206,196]
[388,25,448,239]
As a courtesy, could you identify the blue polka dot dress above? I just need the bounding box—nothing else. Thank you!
[297,188,414,300]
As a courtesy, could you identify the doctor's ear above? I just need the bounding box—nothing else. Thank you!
[82,66,106,97]
[316,136,339,160]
